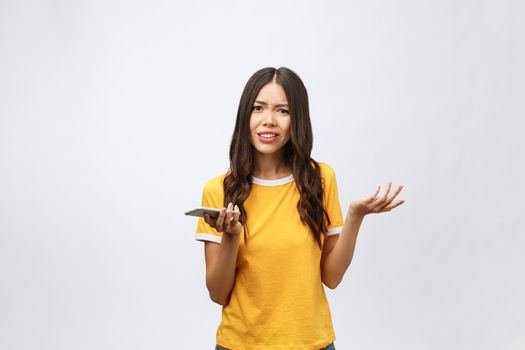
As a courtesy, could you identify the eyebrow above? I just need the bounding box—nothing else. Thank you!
[254,100,289,107]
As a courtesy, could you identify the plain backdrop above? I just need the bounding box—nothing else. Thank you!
[1,0,524,349]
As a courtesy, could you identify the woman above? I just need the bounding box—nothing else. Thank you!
[194,67,405,349]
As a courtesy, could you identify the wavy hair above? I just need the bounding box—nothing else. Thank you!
[223,67,330,248]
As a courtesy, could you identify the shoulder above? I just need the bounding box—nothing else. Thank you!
[202,173,227,195]
[316,161,336,179]
[200,172,227,205]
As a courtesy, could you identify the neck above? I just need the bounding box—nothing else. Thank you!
[252,150,291,180]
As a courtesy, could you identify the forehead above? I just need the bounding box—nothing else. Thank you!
[255,82,288,104]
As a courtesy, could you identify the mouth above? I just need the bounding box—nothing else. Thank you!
[258,132,279,138]
[257,132,279,143]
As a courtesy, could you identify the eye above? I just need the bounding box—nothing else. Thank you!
[252,105,262,111]
[278,108,289,114]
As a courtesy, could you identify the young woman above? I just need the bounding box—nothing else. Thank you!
[194,67,405,350]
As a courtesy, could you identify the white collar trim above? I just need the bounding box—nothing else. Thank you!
[251,174,294,186]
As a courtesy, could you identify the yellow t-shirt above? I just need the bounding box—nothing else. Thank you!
[195,162,344,350]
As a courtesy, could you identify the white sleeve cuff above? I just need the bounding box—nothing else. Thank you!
[195,233,222,243]
[327,226,343,236]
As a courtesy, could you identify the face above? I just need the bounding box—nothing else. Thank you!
[249,82,291,156]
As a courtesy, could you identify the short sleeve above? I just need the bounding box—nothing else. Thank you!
[321,163,344,236]
[195,176,225,244]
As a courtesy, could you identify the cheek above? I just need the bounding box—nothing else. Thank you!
[248,118,258,143]
[249,115,257,132]
[283,121,292,138]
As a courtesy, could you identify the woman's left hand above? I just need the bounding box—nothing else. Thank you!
[348,182,405,218]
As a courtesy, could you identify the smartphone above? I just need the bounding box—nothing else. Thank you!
[185,206,221,218]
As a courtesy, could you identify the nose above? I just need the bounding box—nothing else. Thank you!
[262,111,277,126]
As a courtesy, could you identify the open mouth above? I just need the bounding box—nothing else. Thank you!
[258,133,279,138]
[257,133,279,143]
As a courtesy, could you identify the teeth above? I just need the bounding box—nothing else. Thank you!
[260,134,276,138]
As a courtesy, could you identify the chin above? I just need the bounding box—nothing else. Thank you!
[254,146,285,155]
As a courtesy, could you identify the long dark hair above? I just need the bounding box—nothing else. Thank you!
[223,67,330,248]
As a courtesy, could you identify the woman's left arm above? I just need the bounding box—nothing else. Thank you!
[321,182,405,289]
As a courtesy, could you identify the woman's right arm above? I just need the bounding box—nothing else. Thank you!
[203,203,241,305]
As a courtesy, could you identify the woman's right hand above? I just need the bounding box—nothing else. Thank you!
[203,202,242,237]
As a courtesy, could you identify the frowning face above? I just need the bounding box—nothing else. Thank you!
[249,82,291,156]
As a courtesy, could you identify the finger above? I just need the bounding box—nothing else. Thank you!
[215,207,227,231]
[381,182,392,201]
[371,182,391,208]
[232,212,240,224]
[204,213,216,226]
[367,185,381,202]
[382,185,403,207]
[232,205,240,223]
[223,203,234,228]
[230,213,240,229]
[382,199,405,211]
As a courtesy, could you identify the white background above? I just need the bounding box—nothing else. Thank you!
[1,0,524,349]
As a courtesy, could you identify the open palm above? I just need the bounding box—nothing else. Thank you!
[349,182,405,217]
